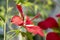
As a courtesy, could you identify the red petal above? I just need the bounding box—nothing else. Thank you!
[45,17,58,28]
[38,17,58,30]
[26,16,33,25]
[16,5,24,18]
[46,32,60,40]
[25,25,44,37]
[11,15,23,26]
[38,21,49,30]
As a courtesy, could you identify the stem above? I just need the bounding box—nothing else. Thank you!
[4,21,6,40]
[4,0,8,40]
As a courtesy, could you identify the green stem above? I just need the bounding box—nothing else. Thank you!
[4,0,8,40]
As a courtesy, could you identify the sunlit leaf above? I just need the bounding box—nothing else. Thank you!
[35,5,38,14]
[53,28,60,33]
[0,6,5,22]
[23,2,33,7]
[14,0,27,4]
[8,7,13,12]
[0,20,4,27]
[47,0,52,5]
[0,16,5,22]
[26,32,33,40]
[58,18,60,27]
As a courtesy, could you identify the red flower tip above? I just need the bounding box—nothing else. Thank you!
[16,4,23,14]
[16,4,24,18]
[31,13,40,21]
[46,32,60,40]
[11,15,23,26]
[56,13,60,17]
[25,25,44,37]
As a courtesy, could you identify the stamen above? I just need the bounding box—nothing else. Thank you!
[31,13,40,21]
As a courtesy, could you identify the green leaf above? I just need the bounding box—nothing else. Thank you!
[26,32,33,40]
[0,20,4,27]
[58,18,60,27]
[34,5,38,14]
[0,6,5,22]
[23,2,33,7]
[0,16,5,22]
[40,10,48,19]
[0,34,3,38]
[14,0,27,4]
[53,28,60,33]
[7,7,13,12]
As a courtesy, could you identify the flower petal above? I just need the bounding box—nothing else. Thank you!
[45,17,58,28]
[26,16,33,25]
[16,5,24,18]
[38,21,49,30]
[25,25,44,37]
[11,15,23,26]
[38,17,58,30]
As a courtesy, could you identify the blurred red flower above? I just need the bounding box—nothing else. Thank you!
[46,32,60,40]
[11,4,44,37]
[45,17,58,28]
[38,21,48,30]
[38,17,58,30]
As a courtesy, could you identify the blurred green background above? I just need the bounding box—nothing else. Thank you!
[0,0,60,40]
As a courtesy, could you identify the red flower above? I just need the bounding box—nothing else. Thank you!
[38,17,58,30]
[46,32,60,40]
[11,4,44,37]
[56,13,60,17]
[11,15,23,26]
[25,25,44,37]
